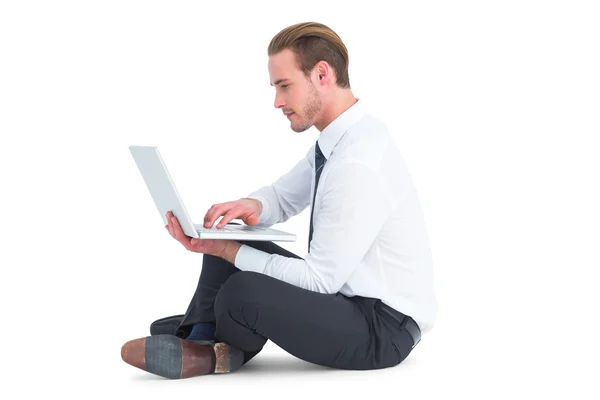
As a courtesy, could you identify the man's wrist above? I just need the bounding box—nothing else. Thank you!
[216,240,242,264]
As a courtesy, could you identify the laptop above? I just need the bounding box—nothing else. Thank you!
[128,145,297,242]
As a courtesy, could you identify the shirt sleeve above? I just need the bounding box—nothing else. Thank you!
[234,162,395,294]
[245,146,313,227]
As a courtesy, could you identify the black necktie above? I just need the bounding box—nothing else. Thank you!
[308,141,326,252]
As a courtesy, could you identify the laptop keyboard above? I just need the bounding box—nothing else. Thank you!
[197,225,267,234]
[197,226,243,233]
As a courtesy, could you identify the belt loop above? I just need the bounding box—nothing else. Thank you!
[399,315,408,329]
[374,298,382,310]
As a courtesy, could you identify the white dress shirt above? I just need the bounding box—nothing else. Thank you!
[235,99,437,334]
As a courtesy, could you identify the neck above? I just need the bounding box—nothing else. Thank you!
[315,90,357,132]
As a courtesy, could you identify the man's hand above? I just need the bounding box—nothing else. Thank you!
[165,210,226,256]
[204,198,263,228]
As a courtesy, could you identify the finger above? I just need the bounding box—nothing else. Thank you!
[217,206,243,228]
[167,218,175,237]
[172,216,190,238]
[166,211,175,235]
[245,212,260,226]
[228,208,259,226]
[204,203,233,227]
[203,205,217,227]
[171,216,194,247]
[204,203,224,227]
[235,208,260,226]
[170,216,183,237]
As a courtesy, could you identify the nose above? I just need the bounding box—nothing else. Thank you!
[274,92,285,109]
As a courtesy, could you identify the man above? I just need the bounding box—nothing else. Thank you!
[121,21,437,379]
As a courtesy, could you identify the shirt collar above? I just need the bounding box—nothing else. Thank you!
[317,98,365,159]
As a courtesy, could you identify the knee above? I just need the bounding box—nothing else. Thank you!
[213,271,265,316]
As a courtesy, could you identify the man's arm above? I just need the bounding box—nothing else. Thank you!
[234,162,396,294]
[245,146,313,227]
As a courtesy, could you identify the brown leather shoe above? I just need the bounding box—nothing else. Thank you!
[121,334,244,379]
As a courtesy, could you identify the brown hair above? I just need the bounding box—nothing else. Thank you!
[268,22,351,89]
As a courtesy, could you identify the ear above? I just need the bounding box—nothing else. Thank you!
[315,61,329,84]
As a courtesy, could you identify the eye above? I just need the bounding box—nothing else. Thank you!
[281,84,289,89]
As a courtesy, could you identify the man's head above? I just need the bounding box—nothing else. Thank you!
[268,22,352,132]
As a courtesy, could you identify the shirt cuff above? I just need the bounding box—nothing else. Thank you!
[234,244,271,274]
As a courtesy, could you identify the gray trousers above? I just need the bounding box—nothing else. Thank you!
[167,240,415,370]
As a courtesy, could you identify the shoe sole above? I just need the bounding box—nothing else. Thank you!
[121,334,243,379]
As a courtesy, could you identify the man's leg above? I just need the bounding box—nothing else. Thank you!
[122,241,306,379]
[150,240,302,342]
[213,271,415,370]
[122,244,415,377]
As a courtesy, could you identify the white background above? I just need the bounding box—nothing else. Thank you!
[1,0,599,398]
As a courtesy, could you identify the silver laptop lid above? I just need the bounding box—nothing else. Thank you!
[129,145,199,239]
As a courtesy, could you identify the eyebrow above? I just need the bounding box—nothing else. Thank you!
[270,78,289,87]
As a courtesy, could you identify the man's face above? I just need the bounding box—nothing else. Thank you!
[269,49,322,132]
